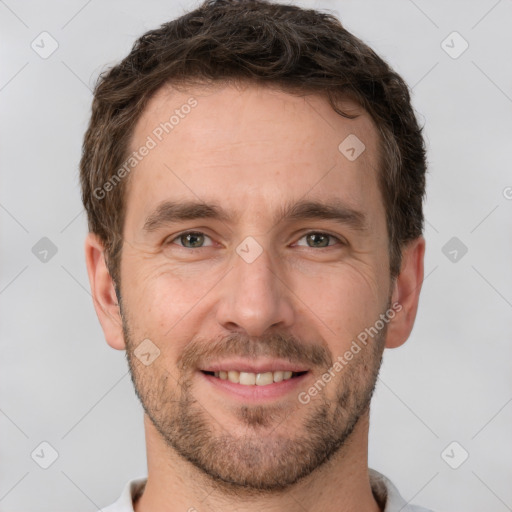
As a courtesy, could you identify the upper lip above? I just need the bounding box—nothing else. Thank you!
[199,358,310,374]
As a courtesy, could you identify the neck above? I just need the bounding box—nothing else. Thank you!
[134,412,381,512]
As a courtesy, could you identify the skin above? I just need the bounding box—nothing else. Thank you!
[85,81,425,512]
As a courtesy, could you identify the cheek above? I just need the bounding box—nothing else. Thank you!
[292,262,385,343]
[122,260,216,343]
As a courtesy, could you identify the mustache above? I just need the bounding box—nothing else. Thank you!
[178,332,333,371]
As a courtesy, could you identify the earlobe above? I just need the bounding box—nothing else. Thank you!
[385,236,425,349]
[84,232,126,350]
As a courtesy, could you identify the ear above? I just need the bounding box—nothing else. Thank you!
[385,236,425,349]
[84,232,126,350]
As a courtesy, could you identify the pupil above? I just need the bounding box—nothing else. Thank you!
[184,233,203,247]
[308,233,328,247]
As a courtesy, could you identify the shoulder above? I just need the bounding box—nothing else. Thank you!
[369,469,435,512]
[98,477,147,512]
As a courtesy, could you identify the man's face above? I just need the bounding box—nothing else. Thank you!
[119,82,392,491]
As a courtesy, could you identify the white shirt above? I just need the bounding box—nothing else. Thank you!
[99,469,434,511]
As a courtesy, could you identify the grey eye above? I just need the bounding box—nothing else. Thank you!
[296,232,341,248]
[170,231,213,248]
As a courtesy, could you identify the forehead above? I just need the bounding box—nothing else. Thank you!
[124,81,384,233]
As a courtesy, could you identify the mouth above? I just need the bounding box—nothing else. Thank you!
[198,360,311,402]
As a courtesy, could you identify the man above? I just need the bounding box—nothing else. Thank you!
[82,0,432,510]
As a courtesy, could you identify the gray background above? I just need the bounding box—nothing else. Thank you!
[1,0,511,510]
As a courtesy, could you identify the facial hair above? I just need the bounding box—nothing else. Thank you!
[121,300,387,495]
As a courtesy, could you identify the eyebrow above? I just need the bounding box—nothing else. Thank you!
[142,198,369,233]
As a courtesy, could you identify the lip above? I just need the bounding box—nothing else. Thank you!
[199,369,310,402]
[199,357,310,374]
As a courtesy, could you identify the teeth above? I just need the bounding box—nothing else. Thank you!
[227,370,240,383]
[240,372,256,385]
[255,372,273,386]
[212,370,301,386]
[273,371,284,382]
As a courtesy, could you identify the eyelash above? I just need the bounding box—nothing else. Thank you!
[166,231,345,249]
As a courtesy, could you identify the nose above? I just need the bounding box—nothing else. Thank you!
[215,242,295,337]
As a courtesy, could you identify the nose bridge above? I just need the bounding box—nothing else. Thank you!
[216,237,294,336]
[236,238,278,293]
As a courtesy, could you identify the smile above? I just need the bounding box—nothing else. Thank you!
[202,370,307,386]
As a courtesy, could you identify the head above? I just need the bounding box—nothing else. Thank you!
[83,0,426,494]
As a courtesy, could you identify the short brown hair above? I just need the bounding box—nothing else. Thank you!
[80,0,427,290]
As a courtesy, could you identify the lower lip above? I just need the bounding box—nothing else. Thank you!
[199,371,310,402]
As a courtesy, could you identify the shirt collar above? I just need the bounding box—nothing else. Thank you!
[103,469,429,512]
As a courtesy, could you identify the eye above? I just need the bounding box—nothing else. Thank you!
[166,231,344,250]
[168,231,214,248]
[295,232,343,248]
